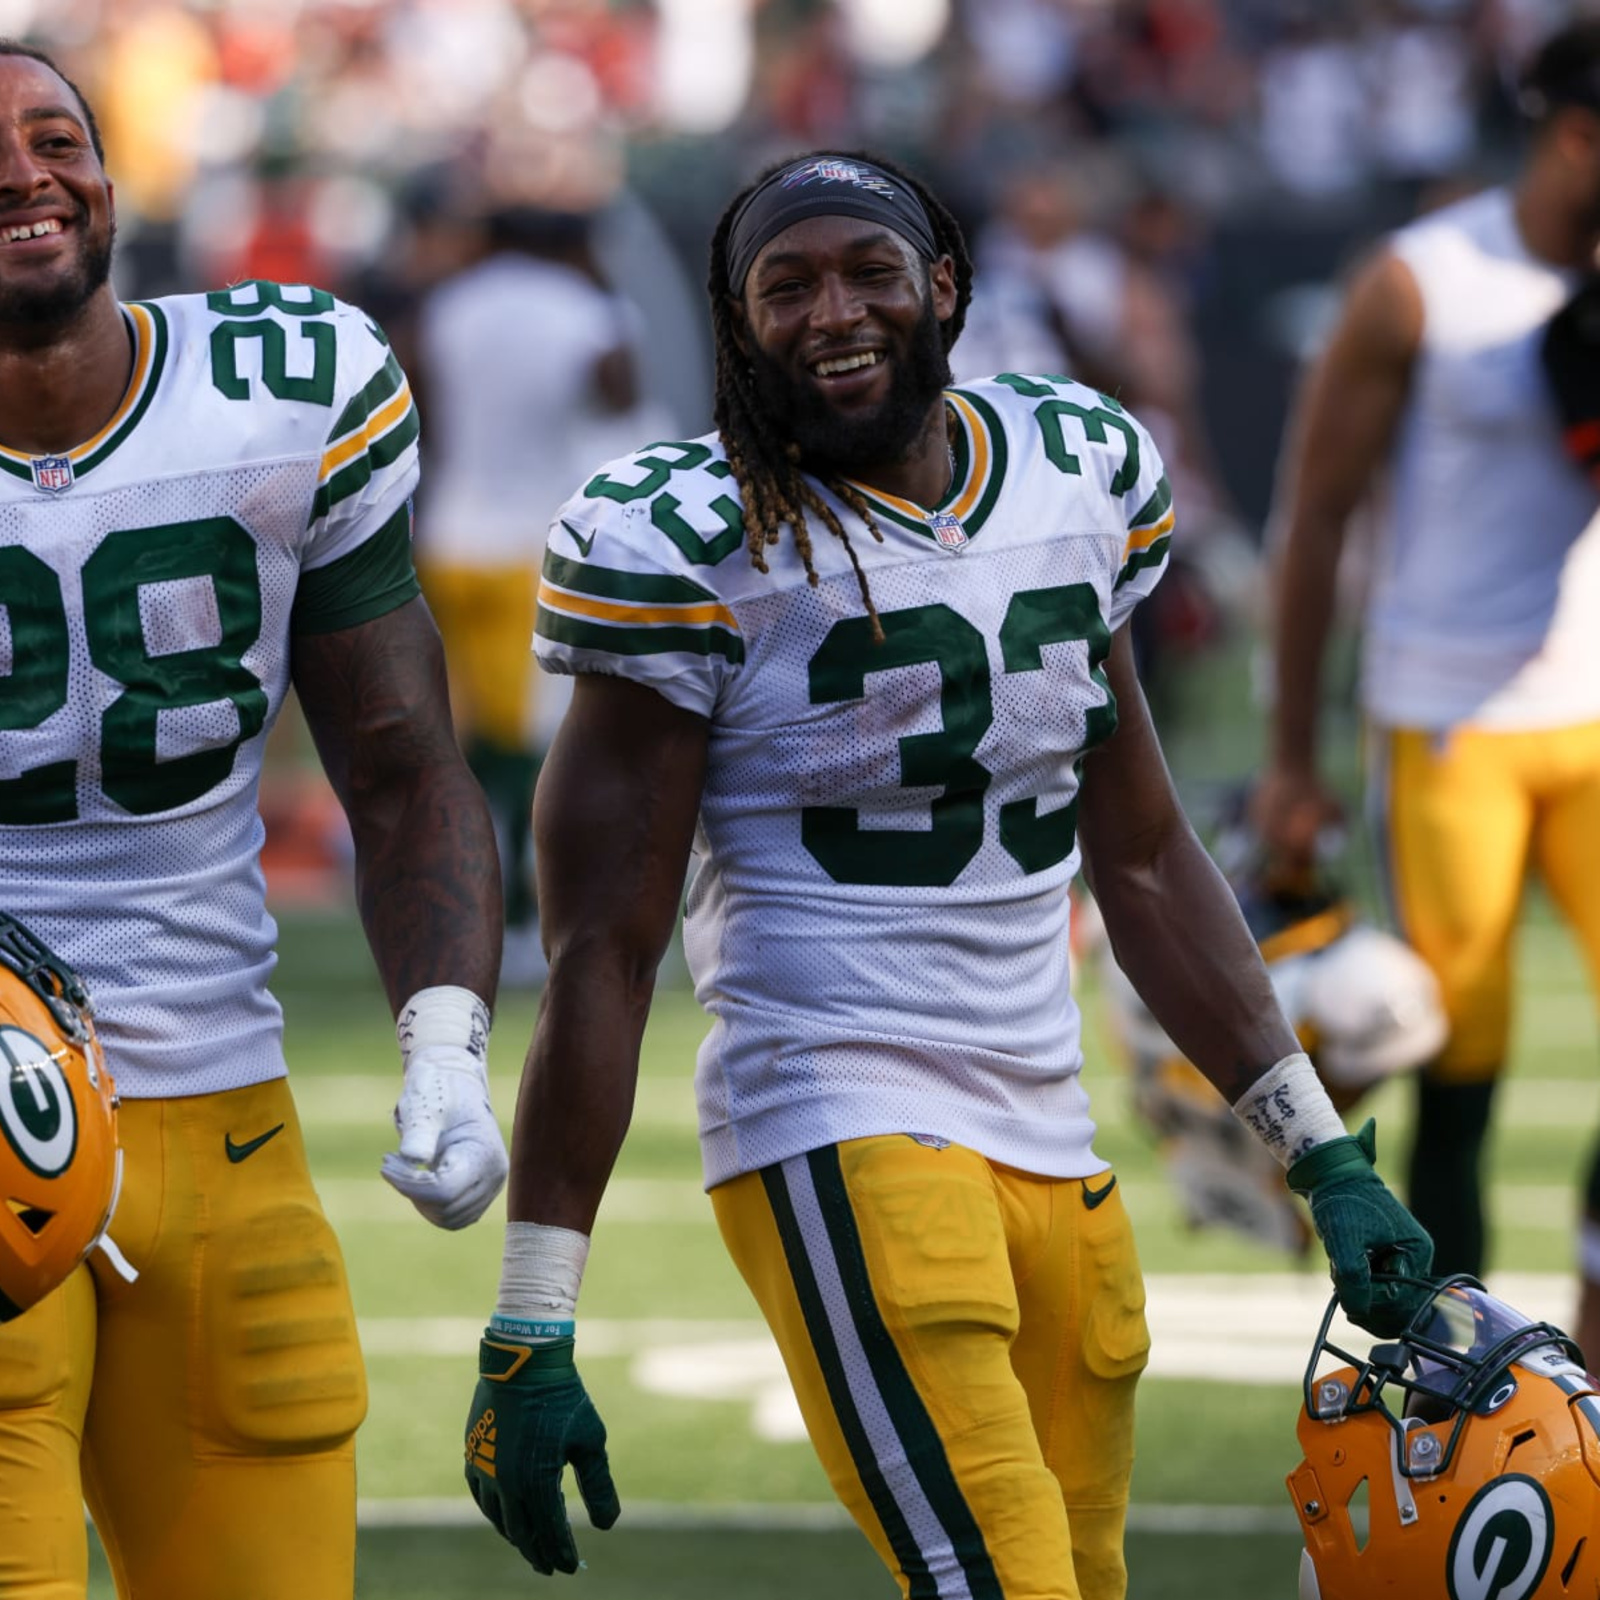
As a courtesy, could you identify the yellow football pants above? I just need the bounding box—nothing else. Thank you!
[417,561,540,750]
[0,1079,367,1600]
[1370,720,1600,1079]
[712,1136,1149,1600]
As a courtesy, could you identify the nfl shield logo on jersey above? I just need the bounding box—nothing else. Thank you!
[29,456,74,494]
[928,510,968,551]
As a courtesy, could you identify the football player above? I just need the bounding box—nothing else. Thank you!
[1253,17,1600,1370]
[412,204,644,987]
[0,43,508,1600]
[462,150,1435,1598]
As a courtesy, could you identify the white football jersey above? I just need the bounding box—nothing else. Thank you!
[0,283,421,1099]
[1369,186,1600,729]
[536,375,1173,1186]
[417,253,629,563]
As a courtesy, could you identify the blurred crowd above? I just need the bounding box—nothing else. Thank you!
[17,0,1574,298]
[9,0,1574,450]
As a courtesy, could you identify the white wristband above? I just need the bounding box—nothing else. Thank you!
[397,986,490,1066]
[493,1221,590,1341]
[1231,1052,1347,1169]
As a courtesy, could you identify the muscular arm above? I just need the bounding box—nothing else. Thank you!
[1079,628,1300,1102]
[507,674,709,1232]
[1258,250,1422,856]
[291,596,502,1012]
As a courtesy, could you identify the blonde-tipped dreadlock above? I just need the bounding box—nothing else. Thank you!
[708,150,974,641]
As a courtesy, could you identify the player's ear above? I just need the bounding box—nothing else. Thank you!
[929,254,957,324]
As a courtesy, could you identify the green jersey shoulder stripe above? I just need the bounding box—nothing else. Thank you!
[541,551,720,606]
[536,607,745,663]
[291,500,420,634]
[1127,473,1172,532]
[1115,534,1171,590]
[309,400,419,525]
[327,350,406,445]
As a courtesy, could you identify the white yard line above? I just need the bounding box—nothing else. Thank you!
[352,1497,1298,1534]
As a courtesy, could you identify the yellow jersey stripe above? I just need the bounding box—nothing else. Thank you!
[1121,508,1175,565]
[945,392,990,521]
[538,580,740,632]
[318,382,414,483]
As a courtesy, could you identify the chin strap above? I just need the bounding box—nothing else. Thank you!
[90,1147,138,1284]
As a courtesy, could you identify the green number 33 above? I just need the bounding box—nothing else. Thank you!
[803,585,1116,887]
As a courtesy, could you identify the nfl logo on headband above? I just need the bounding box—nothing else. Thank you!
[30,456,74,495]
[781,159,899,199]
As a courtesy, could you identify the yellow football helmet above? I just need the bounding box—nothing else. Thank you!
[0,911,121,1322]
[1290,1277,1600,1599]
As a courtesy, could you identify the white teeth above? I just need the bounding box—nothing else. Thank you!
[815,352,880,377]
[2,220,61,243]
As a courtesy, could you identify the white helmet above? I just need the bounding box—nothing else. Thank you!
[1096,841,1444,1255]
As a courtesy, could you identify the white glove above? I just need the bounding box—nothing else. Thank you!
[380,987,508,1230]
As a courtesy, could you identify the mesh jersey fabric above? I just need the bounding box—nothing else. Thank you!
[0,282,421,1098]
[534,375,1173,1185]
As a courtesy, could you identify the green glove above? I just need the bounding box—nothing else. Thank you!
[1287,1119,1435,1337]
[464,1333,620,1574]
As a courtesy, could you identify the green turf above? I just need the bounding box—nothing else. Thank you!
[88,1523,1309,1599]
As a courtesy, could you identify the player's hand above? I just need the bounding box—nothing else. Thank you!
[1248,767,1343,876]
[380,1045,508,1229]
[465,1334,620,1574]
[1287,1118,1435,1336]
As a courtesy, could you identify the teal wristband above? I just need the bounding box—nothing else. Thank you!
[490,1313,575,1342]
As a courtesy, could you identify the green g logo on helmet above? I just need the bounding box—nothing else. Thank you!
[0,911,120,1324]
[0,1027,79,1179]
[1445,1477,1553,1600]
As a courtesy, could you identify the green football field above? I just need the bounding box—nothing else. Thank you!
[84,885,1595,1599]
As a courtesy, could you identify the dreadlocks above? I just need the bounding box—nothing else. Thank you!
[708,150,974,638]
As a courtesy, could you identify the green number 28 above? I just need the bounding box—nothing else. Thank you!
[803,585,1116,887]
[0,518,266,823]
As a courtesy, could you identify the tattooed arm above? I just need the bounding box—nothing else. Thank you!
[291,595,502,1012]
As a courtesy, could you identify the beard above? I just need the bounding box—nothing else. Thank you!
[0,207,115,330]
[747,292,952,478]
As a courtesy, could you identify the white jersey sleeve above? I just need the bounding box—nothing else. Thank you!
[1107,417,1173,629]
[534,435,746,719]
[199,279,422,618]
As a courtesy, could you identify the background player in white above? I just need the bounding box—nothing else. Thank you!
[461,150,1434,1599]
[1252,17,1600,1370]
[0,42,508,1600]
[412,204,649,986]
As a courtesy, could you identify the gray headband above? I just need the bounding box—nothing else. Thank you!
[726,156,939,295]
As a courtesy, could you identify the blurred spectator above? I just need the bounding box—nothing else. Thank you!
[412,204,662,985]
[1256,13,1373,201]
[955,157,1251,710]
